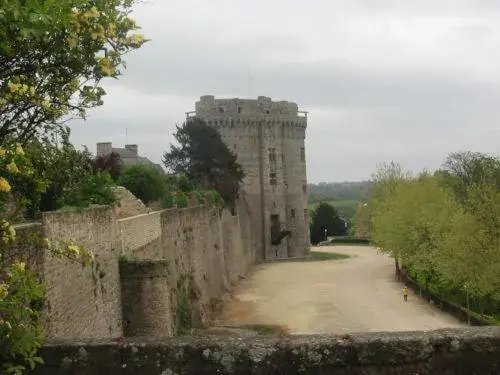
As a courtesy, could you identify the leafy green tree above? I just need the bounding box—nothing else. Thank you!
[352,201,371,238]
[0,143,95,374]
[368,152,500,316]
[162,118,245,207]
[0,0,147,145]
[433,181,500,298]
[12,128,94,217]
[368,161,411,272]
[372,174,461,283]
[118,164,166,203]
[440,151,500,202]
[0,2,146,372]
[310,203,347,244]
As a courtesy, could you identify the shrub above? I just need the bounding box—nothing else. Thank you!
[177,173,193,192]
[12,129,95,217]
[191,190,205,205]
[204,190,224,208]
[58,172,117,208]
[0,262,45,374]
[118,165,166,203]
[162,192,174,209]
[173,191,188,208]
[0,143,95,374]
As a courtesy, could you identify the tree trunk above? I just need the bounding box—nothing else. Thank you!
[394,258,401,281]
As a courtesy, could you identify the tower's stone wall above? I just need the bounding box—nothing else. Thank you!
[119,260,173,338]
[191,95,309,260]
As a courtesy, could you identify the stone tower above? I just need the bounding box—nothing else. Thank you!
[187,95,310,260]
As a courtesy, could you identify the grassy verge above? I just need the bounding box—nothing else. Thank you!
[309,251,350,260]
[328,241,371,246]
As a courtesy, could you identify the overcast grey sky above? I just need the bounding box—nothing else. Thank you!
[70,0,500,182]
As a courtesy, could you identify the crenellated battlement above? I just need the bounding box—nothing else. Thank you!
[195,96,304,118]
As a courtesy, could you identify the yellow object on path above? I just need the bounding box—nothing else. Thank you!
[402,287,408,296]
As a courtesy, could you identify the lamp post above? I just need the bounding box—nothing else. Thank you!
[324,228,328,242]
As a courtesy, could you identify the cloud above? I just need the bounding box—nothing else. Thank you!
[70,0,500,182]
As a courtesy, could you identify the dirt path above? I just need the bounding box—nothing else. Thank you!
[216,246,462,334]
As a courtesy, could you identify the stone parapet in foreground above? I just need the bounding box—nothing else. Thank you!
[31,327,500,375]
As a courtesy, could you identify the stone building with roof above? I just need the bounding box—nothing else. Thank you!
[96,142,163,172]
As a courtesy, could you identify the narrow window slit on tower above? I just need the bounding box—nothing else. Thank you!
[270,172,277,186]
[268,148,276,163]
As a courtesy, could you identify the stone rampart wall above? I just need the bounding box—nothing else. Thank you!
[31,327,500,375]
[118,204,255,330]
[10,200,255,341]
[41,206,123,340]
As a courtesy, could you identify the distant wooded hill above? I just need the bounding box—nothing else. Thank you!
[308,181,371,202]
[307,181,372,221]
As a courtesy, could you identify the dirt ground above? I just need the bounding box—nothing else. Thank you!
[216,246,462,334]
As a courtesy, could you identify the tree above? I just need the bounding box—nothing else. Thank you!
[11,127,94,216]
[0,2,145,371]
[434,180,500,299]
[367,152,500,313]
[162,118,245,207]
[93,152,123,181]
[440,151,500,202]
[59,171,118,208]
[26,129,93,211]
[368,161,412,274]
[0,0,147,145]
[118,164,166,203]
[310,203,347,244]
[352,201,371,238]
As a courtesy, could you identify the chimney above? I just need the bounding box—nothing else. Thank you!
[97,142,112,155]
[125,144,138,156]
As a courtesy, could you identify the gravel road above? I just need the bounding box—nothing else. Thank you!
[217,246,462,334]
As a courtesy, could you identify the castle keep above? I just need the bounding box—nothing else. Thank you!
[187,96,310,260]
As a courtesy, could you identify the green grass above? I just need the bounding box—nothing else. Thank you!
[329,242,371,246]
[309,251,350,260]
